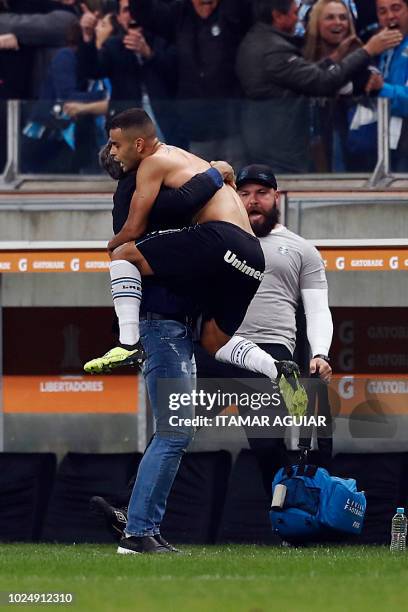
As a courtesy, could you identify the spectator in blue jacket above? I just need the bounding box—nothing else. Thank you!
[366,0,408,172]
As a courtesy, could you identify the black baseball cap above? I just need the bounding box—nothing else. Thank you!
[236,164,278,190]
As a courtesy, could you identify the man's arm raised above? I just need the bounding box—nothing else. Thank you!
[107,157,166,252]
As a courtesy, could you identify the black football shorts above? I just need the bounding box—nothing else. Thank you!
[136,221,265,336]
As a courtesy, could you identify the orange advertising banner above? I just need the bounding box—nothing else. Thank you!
[219,375,408,419]
[219,375,408,418]
[330,374,408,416]
[3,375,139,413]
[0,251,110,273]
[3,373,408,417]
[0,248,408,273]
[320,249,408,272]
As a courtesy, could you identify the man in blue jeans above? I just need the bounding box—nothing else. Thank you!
[91,144,233,553]
[124,315,196,553]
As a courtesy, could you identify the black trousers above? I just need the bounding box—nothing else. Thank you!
[194,341,292,502]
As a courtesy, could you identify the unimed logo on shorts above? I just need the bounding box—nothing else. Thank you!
[224,250,264,281]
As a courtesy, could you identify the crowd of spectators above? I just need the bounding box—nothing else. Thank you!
[0,0,407,174]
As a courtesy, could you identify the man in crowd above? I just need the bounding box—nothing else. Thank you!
[366,0,408,172]
[130,0,253,165]
[236,0,402,172]
[0,0,78,98]
[78,0,180,141]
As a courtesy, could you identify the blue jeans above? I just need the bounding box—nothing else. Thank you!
[125,319,195,537]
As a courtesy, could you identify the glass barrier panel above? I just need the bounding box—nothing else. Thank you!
[239,95,382,174]
[12,96,407,177]
[19,99,106,175]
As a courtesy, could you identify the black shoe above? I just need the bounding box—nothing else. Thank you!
[117,535,171,555]
[276,360,301,394]
[154,534,179,552]
[275,360,300,382]
[90,496,127,541]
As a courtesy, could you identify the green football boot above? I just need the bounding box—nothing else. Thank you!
[276,360,308,417]
[84,342,146,374]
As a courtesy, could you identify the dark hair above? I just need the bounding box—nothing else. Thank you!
[99,141,124,180]
[102,12,122,36]
[100,0,118,13]
[108,108,156,138]
[65,21,83,47]
[114,0,128,14]
[255,0,293,23]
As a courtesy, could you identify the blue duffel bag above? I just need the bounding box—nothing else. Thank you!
[270,463,366,543]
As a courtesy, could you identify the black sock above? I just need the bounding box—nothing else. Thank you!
[119,341,138,351]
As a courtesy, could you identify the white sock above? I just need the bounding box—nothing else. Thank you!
[215,335,278,380]
[110,260,142,346]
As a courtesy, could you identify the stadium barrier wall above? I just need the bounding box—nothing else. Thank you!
[0,450,406,545]
[0,240,407,455]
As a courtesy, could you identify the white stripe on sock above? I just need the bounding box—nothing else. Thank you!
[215,335,278,380]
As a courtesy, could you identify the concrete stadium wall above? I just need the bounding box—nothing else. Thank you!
[2,189,408,242]
[2,190,408,308]
[287,195,408,240]
[0,190,113,242]
[2,270,406,309]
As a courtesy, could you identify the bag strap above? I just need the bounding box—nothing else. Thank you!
[298,373,318,458]
[316,382,333,463]
[299,464,318,478]
[298,373,332,465]
[297,445,311,471]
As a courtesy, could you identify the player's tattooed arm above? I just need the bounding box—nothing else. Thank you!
[107,157,165,251]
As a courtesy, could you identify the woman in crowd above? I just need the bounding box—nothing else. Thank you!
[303,0,383,172]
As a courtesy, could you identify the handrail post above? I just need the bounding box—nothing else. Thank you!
[1,100,20,184]
[367,98,391,188]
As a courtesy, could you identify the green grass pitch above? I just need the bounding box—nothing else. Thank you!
[1,544,408,611]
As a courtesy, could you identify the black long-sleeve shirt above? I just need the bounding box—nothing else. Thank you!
[130,0,252,140]
[130,0,252,100]
[113,168,223,316]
